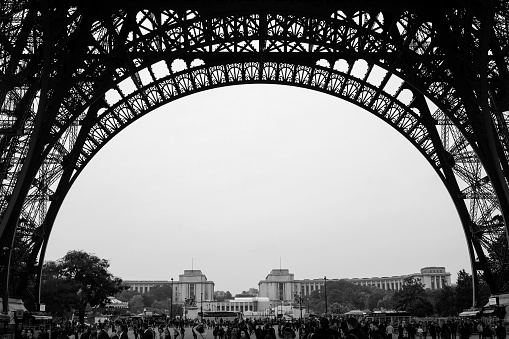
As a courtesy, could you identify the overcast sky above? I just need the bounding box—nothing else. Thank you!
[46,84,471,294]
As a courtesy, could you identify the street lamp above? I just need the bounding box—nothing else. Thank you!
[324,276,328,316]
[201,292,203,321]
[170,278,173,321]
[298,293,303,321]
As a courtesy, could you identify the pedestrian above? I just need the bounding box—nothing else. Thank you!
[143,323,155,339]
[387,323,394,339]
[164,328,172,339]
[370,322,388,339]
[344,318,369,339]
[495,321,506,339]
[477,323,484,339]
[98,323,110,339]
[482,325,493,339]
[458,321,470,339]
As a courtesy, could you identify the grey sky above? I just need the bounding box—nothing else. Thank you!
[47,84,470,295]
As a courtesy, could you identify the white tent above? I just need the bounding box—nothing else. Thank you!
[344,310,365,316]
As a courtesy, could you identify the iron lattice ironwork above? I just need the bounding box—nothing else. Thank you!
[0,0,509,309]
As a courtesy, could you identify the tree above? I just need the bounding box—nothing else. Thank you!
[235,291,256,298]
[486,230,509,294]
[392,277,433,316]
[129,295,144,314]
[40,261,81,317]
[455,269,474,310]
[426,285,457,316]
[147,284,172,301]
[116,289,140,302]
[41,250,128,324]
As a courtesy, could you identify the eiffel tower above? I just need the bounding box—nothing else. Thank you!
[1,0,509,311]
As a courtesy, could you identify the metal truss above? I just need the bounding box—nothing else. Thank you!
[0,0,509,309]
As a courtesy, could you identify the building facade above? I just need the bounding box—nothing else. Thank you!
[125,266,451,306]
[124,269,214,303]
[257,267,452,302]
[347,267,451,291]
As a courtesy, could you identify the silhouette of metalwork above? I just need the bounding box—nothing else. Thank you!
[0,0,509,310]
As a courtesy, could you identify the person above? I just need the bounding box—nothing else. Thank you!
[417,326,423,339]
[482,325,493,339]
[370,322,388,339]
[386,323,394,339]
[344,317,369,339]
[477,323,484,339]
[143,324,154,339]
[174,327,181,339]
[450,323,457,339]
[458,321,470,339]
[495,321,506,339]
[117,324,129,339]
[156,328,165,339]
[330,320,342,339]
[193,323,208,339]
[281,325,296,339]
[111,324,120,339]
[39,328,50,339]
[441,322,451,339]
[81,327,92,339]
[429,323,437,339]
[181,327,186,339]
[164,328,172,339]
[399,322,408,339]
[264,328,277,339]
[98,323,111,339]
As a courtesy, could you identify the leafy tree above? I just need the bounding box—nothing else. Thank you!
[40,261,81,317]
[129,295,144,314]
[142,294,155,308]
[235,291,256,297]
[147,284,172,301]
[455,269,474,310]
[392,277,433,316]
[426,285,457,316]
[41,250,128,324]
[377,292,396,310]
[486,230,509,294]
[115,289,139,302]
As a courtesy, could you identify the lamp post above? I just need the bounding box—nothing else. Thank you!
[299,293,303,321]
[201,275,204,322]
[324,276,327,316]
[170,278,174,321]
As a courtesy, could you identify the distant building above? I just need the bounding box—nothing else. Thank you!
[124,269,214,303]
[126,266,451,306]
[258,269,342,302]
[348,267,451,291]
[258,267,451,302]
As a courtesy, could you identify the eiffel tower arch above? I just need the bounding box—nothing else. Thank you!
[1,0,509,311]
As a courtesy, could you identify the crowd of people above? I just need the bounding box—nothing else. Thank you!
[39,315,507,339]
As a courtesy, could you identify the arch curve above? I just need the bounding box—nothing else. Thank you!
[1,2,508,307]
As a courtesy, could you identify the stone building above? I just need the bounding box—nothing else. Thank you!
[124,269,214,303]
[257,267,452,303]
